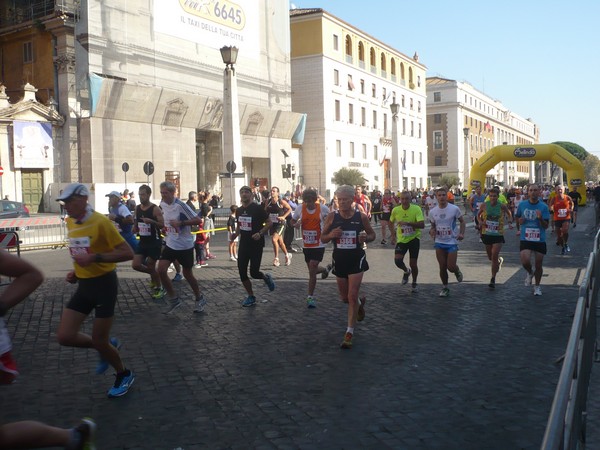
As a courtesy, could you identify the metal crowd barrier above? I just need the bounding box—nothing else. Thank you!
[0,217,68,251]
[541,229,600,450]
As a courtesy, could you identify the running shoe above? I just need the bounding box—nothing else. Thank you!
[273,258,280,267]
[242,295,256,307]
[167,264,174,273]
[163,297,182,315]
[321,264,333,280]
[95,337,121,375]
[151,287,166,300]
[172,273,183,282]
[285,253,292,266]
[524,272,533,286]
[573,223,577,228]
[455,270,463,282]
[488,278,496,289]
[194,294,207,313]
[207,254,217,260]
[107,369,135,398]
[533,286,542,296]
[263,273,275,291]
[306,296,316,309]
[73,417,96,450]
[149,280,158,290]
[498,257,504,272]
[340,332,353,349]
[229,256,237,261]
[402,269,411,285]
[357,296,366,321]
[411,283,419,293]
[439,287,450,297]
[561,247,566,255]
[381,239,387,245]
[566,244,571,252]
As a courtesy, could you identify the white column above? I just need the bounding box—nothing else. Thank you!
[463,133,470,189]
[529,161,534,183]
[221,66,244,206]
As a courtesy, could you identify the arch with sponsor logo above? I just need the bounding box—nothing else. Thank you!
[468,143,586,205]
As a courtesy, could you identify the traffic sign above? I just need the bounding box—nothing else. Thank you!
[0,166,4,176]
[122,162,130,172]
[143,161,154,176]
[226,160,237,173]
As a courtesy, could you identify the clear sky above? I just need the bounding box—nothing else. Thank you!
[293,1,600,156]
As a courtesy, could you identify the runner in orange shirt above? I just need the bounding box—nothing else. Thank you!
[548,185,574,254]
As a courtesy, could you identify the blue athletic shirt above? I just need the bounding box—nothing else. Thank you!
[516,199,550,243]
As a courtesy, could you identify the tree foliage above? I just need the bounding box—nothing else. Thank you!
[551,141,588,161]
[584,154,600,182]
[516,177,529,187]
[439,175,460,188]
[332,167,365,187]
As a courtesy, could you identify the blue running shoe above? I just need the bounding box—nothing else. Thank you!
[96,337,121,375]
[263,273,275,291]
[107,369,135,398]
[242,295,256,307]
[172,273,183,282]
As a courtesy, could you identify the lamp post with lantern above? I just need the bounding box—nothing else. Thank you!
[220,45,244,206]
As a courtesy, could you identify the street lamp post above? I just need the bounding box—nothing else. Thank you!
[463,127,470,189]
[390,101,401,191]
[220,45,243,206]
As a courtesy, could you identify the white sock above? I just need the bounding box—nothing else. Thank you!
[346,327,354,334]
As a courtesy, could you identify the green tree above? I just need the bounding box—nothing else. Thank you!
[552,141,588,161]
[439,175,460,188]
[516,177,529,187]
[332,167,365,187]
[584,154,600,182]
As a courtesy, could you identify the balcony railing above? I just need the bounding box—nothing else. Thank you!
[0,0,77,28]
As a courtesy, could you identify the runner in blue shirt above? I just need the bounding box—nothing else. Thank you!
[515,184,550,296]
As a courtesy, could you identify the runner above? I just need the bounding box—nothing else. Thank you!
[227,205,239,261]
[231,186,276,307]
[55,183,135,398]
[131,184,166,299]
[515,184,550,296]
[389,190,425,293]
[568,186,582,228]
[478,187,513,289]
[321,185,376,349]
[469,185,486,242]
[156,181,207,314]
[429,187,466,297]
[354,185,372,218]
[290,188,331,308]
[379,189,397,244]
[265,186,293,267]
[106,190,138,251]
[549,185,574,254]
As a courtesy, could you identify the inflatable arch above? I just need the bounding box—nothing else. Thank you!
[468,144,586,206]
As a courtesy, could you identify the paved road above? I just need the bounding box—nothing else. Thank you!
[1,205,597,449]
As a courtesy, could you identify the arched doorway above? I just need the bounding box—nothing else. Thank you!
[468,144,586,205]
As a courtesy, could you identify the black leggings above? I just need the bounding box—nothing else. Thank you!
[237,243,265,282]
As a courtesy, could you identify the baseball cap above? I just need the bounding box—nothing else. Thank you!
[56,183,89,201]
[105,191,122,198]
[239,186,252,193]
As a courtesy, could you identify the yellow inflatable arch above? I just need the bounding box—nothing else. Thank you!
[468,143,586,206]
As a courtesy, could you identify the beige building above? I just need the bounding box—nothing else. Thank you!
[426,77,539,189]
[290,8,427,198]
[0,0,302,210]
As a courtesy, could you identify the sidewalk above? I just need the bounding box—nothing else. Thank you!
[1,204,595,449]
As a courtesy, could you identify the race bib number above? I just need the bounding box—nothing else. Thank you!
[485,220,499,233]
[557,208,567,218]
[383,204,391,213]
[69,237,91,257]
[239,216,252,232]
[269,213,280,224]
[303,230,318,245]
[165,223,179,238]
[138,222,151,236]
[401,225,415,236]
[337,230,357,249]
[436,226,453,238]
[524,227,540,242]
